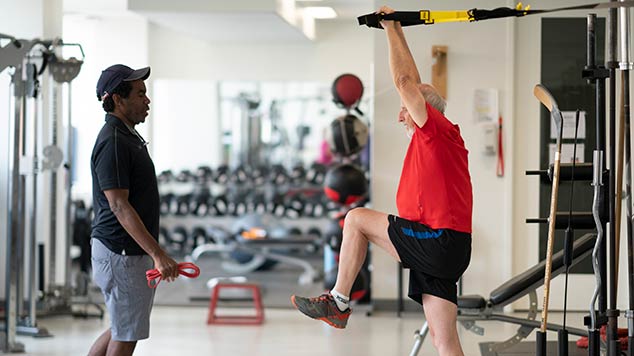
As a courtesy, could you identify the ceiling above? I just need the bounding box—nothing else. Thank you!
[64,0,374,43]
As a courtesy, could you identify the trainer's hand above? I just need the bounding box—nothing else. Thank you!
[152,252,179,282]
[377,5,396,28]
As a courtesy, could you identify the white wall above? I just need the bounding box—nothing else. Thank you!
[147,19,372,83]
[151,79,221,172]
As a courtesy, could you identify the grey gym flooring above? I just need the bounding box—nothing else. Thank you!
[15,309,590,356]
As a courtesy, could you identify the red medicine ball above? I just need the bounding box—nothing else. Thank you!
[323,164,368,206]
[332,73,364,110]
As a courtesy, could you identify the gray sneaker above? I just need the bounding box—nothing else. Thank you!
[291,293,351,329]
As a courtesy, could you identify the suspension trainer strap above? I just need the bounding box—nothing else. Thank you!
[358,1,634,28]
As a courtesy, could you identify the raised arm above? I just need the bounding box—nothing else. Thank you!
[380,6,429,128]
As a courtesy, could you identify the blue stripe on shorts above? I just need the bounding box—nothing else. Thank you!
[400,227,444,239]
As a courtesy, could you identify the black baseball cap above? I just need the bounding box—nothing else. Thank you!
[96,64,151,101]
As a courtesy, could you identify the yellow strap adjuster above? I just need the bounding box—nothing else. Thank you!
[419,10,472,24]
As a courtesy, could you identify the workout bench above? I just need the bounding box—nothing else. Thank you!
[190,236,320,285]
[409,232,596,356]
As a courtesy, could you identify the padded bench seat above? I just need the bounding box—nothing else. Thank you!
[457,295,487,309]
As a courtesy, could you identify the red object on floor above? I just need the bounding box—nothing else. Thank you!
[206,283,264,325]
[576,326,629,350]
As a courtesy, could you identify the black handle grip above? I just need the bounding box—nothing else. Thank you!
[536,331,547,356]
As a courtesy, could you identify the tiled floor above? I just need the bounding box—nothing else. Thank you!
[8,307,587,356]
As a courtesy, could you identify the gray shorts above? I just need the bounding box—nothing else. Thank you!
[91,238,155,342]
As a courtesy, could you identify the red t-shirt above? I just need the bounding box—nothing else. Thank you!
[396,103,473,233]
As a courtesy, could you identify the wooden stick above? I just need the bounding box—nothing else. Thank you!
[615,76,625,295]
[534,84,564,334]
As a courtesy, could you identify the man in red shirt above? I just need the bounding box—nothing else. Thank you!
[291,5,472,355]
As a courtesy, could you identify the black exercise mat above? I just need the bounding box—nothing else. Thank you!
[479,341,585,356]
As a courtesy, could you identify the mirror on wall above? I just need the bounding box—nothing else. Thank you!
[150,78,372,307]
[219,81,345,169]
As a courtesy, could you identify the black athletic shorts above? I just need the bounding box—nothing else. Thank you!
[387,214,472,305]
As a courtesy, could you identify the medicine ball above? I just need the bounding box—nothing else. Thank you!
[324,164,367,205]
[326,115,369,157]
[332,73,364,110]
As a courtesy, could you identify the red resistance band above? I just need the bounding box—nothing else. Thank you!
[146,262,200,289]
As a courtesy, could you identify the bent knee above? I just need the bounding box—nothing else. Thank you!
[343,207,371,227]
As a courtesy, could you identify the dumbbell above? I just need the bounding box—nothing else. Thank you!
[288,226,302,237]
[302,191,325,218]
[268,192,287,217]
[246,192,267,214]
[306,162,327,185]
[195,166,213,184]
[290,164,306,185]
[190,226,210,250]
[212,194,229,216]
[190,190,212,216]
[285,192,305,219]
[270,164,289,185]
[305,227,323,254]
[251,165,269,186]
[228,191,248,216]
[157,170,174,184]
[214,164,230,185]
[176,169,194,183]
[160,193,175,216]
[231,165,250,184]
[175,194,193,216]
[169,226,190,255]
[307,227,323,238]
[312,199,327,218]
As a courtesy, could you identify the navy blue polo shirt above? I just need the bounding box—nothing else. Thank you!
[90,114,159,255]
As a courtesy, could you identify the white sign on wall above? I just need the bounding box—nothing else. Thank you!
[550,111,586,139]
[549,143,585,164]
[473,88,499,123]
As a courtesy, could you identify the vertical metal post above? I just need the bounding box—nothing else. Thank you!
[15,66,28,328]
[606,2,620,355]
[19,60,50,337]
[585,17,603,356]
[64,83,73,290]
[3,62,26,353]
[26,72,39,329]
[618,2,634,355]
[598,63,608,317]
[49,78,58,290]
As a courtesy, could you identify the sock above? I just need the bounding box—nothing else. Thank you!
[330,289,350,312]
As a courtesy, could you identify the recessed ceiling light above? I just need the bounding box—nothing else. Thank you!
[304,6,337,19]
